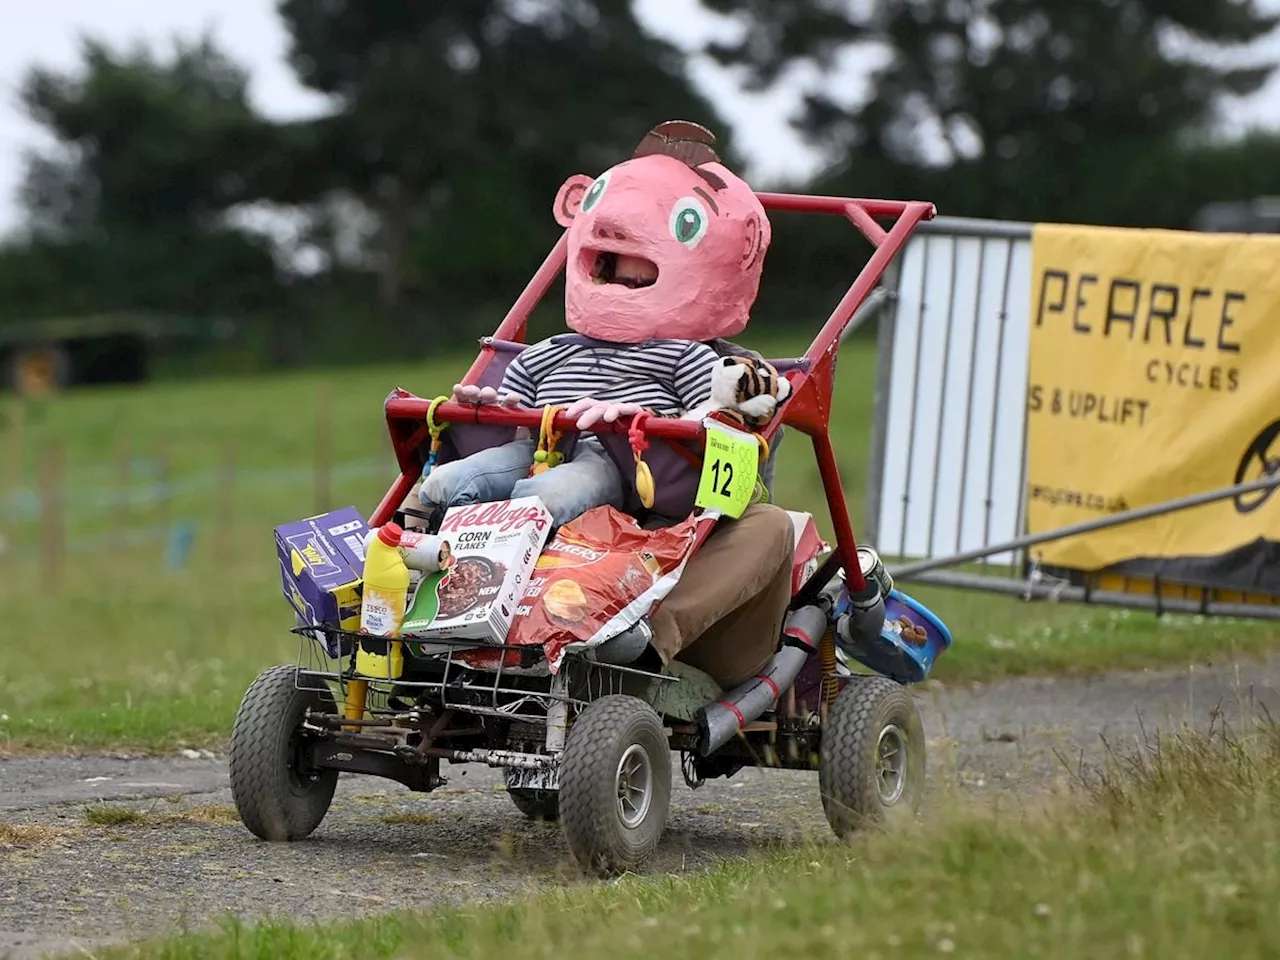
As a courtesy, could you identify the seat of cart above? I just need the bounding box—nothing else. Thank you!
[408,335,808,521]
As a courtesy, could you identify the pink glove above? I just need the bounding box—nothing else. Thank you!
[452,383,522,407]
[564,397,647,430]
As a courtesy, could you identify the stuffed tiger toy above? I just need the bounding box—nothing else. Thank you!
[686,355,792,430]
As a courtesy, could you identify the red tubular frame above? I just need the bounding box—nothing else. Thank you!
[373,192,936,593]
[385,399,704,443]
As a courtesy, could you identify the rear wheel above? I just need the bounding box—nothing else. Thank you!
[509,788,560,822]
[228,664,338,841]
[819,676,925,837]
[559,695,671,876]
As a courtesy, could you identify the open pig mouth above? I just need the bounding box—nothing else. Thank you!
[590,251,658,289]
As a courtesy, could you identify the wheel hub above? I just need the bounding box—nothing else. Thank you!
[615,744,654,828]
[875,723,908,805]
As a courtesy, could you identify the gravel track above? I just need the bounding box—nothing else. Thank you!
[3,653,1279,960]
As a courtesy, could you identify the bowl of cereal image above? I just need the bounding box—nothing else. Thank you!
[435,556,500,620]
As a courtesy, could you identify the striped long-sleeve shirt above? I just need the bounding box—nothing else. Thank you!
[499,336,719,419]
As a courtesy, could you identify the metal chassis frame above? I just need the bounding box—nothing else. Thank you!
[292,626,683,793]
[289,625,829,793]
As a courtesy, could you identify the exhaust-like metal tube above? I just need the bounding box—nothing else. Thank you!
[781,604,827,652]
[828,550,889,657]
[836,594,886,656]
[696,605,825,756]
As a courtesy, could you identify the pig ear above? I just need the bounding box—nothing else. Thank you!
[740,212,768,269]
[554,174,595,227]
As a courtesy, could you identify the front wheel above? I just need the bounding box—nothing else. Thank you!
[819,675,925,838]
[228,664,338,841]
[559,695,671,876]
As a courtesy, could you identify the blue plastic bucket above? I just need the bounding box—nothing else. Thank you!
[839,588,953,684]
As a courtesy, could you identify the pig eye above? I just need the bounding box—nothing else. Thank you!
[581,172,610,212]
[670,196,709,247]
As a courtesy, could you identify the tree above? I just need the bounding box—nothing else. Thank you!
[2,35,286,321]
[18,34,281,234]
[276,0,735,310]
[696,0,1280,226]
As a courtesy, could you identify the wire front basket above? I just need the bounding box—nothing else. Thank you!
[292,624,676,727]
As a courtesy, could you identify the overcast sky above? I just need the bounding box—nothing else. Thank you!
[1,0,1279,236]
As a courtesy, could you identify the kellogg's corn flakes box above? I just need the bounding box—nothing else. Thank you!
[402,496,552,644]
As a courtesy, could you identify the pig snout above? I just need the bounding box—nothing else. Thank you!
[592,218,630,242]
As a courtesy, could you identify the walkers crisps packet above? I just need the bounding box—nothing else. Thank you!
[507,505,718,672]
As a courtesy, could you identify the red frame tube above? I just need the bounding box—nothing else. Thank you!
[384,399,705,441]
[373,192,936,593]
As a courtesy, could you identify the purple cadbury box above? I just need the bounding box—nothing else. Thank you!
[275,506,370,656]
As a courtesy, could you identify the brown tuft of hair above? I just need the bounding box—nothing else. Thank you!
[633,120,720,168]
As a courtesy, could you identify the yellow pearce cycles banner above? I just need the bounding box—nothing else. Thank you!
[1025,222,1280,595]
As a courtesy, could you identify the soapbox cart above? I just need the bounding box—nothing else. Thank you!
[227,191,953,876]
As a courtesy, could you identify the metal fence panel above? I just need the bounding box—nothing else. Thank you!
[871,217,1034,566]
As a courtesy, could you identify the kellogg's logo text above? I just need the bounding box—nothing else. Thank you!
[439,501,549,535]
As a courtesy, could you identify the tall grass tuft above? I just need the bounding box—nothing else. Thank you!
[1085,701,1280,827]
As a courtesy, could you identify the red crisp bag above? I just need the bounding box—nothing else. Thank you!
[508,505,717,672]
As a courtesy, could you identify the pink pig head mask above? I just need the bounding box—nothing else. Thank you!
[552,120,772,343]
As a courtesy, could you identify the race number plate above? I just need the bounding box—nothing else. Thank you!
[695,420,762,518]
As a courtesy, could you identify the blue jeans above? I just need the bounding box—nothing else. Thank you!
[418,438,624,528]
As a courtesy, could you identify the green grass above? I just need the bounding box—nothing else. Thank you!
[81,718,1280,959]
[80,802,240,827]
[0,822,69,850]
[84,804,146,826]
[0,331,1277,753]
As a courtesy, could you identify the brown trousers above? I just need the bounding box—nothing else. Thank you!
[651,503,795,690]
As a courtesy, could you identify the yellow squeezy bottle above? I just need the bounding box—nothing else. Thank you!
[356,521,410,680]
